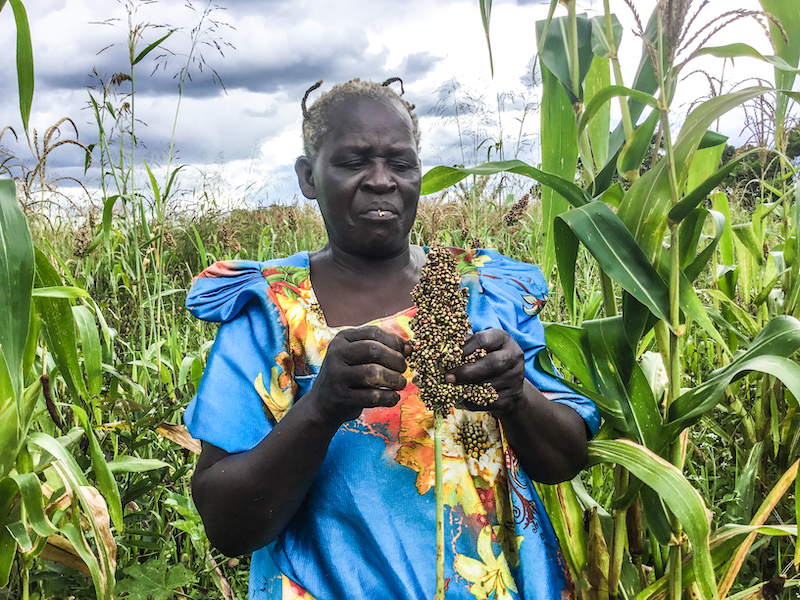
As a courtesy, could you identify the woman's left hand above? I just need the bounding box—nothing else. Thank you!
[445,328,526,415]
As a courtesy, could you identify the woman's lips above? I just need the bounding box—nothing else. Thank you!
[361,209,397,220]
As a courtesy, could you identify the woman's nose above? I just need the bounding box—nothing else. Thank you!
[362,161,397,193]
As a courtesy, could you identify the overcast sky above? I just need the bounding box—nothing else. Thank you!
[0,0,788,209]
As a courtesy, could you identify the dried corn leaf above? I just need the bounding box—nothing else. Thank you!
[157,422,201,455]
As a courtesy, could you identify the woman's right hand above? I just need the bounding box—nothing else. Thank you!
[306,326,411,424]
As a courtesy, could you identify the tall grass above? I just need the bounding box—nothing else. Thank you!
[1,0,799,599]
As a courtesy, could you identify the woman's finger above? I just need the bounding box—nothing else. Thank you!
[349,388,403,409]
[340,325,411,356]
[446,329,523,385]
[342,339,409,374]
[460,329,507,357]
[355,364,407,391]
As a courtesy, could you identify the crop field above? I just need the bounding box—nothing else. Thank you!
[1,0,800,599]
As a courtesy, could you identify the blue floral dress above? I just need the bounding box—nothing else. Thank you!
[184,248,600,600]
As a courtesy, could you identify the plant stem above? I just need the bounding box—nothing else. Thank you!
[602,0,633,143]
[600,270,617,317]
[434,411,445,600]
[608,466,628,599]
[567,1,580,103]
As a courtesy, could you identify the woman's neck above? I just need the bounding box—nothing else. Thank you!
[320,243,418,277]
[308,244,425,327]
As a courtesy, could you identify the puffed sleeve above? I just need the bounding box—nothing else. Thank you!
[183,257,302,453]
[467,249,602,437]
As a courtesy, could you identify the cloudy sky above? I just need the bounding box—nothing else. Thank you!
[0,0,786,209]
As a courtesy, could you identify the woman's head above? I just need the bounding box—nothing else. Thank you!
[295,80,422,260]
[301,78,420,163]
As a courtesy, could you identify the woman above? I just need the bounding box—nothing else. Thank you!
[185,79,600,600]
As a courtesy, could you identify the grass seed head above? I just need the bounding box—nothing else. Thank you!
[504,192,530,227]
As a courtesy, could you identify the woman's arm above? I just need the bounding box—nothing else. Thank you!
[192,326,411,557]
[446,329,589,484]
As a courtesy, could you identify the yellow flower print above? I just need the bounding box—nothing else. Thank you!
[472,254,491,268]
[254,353,296,422]
[454,526,519,600]
[396,401,481,510]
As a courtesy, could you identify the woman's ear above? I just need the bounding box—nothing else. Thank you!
[295,156,317,199]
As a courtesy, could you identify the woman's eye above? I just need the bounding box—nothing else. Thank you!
[341,160,366,169]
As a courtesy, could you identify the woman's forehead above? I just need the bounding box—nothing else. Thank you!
[323,95,416,145]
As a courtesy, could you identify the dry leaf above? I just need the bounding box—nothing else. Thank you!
[78,486,117,573]
[39,534,92,576]
[157,422,201,455]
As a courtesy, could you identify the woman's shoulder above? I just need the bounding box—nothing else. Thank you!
[186,251,310,322]
[449,248,549,319]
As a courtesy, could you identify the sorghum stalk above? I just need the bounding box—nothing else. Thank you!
[409,246,497,600]
[434,412,445,600]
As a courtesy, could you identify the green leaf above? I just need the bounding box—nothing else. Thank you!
[0,524,15,587]
[617,109,660,180]
[535,13,594,104]
[33,248,88,401]
[726,441,765,525]
[537,346,628,430]
[584,317,662,448]
[681,209,726,283]
[618,86,771,264]
[690,43,800,74]
[0,379,40,479]
[71,405,123,532]
[633,523,798,600]
[191,222,209,270]
[0,179,34,402]
[578,86,659,137]
[760,0,800,144]
[732,222,764,265]
[27,432,116,600]
[8,0,33,136]
[536,481,588,587]
[116,558,195,600]
[421,161,591,206]
[606,7,660,160]
[132,30,174,66]
[31,286,90,298]
[9,473,59,538]
[72,305,102,396]
[479,0,493,77]
[674,266,729,352]
[0,351,11,415]
[669,148,765,224]
[539,61,580,275]
[553,215,579,320]
[589,439,718,600]
[711,192,737,300]
[667,317,800,436]
[583,57,611,171]
[543,323,596,391]
[101,193,119,248]
[686,139,726,192]
[704,290,759,339]
[589,14,622,59]
[698,130,729,150]
[554,201,671,323]
[107,456,171,474]
[141,288,186,307]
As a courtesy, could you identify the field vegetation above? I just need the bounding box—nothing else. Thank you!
[1,0,800,598]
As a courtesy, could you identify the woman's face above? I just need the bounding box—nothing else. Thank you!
[297,94,422,259]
